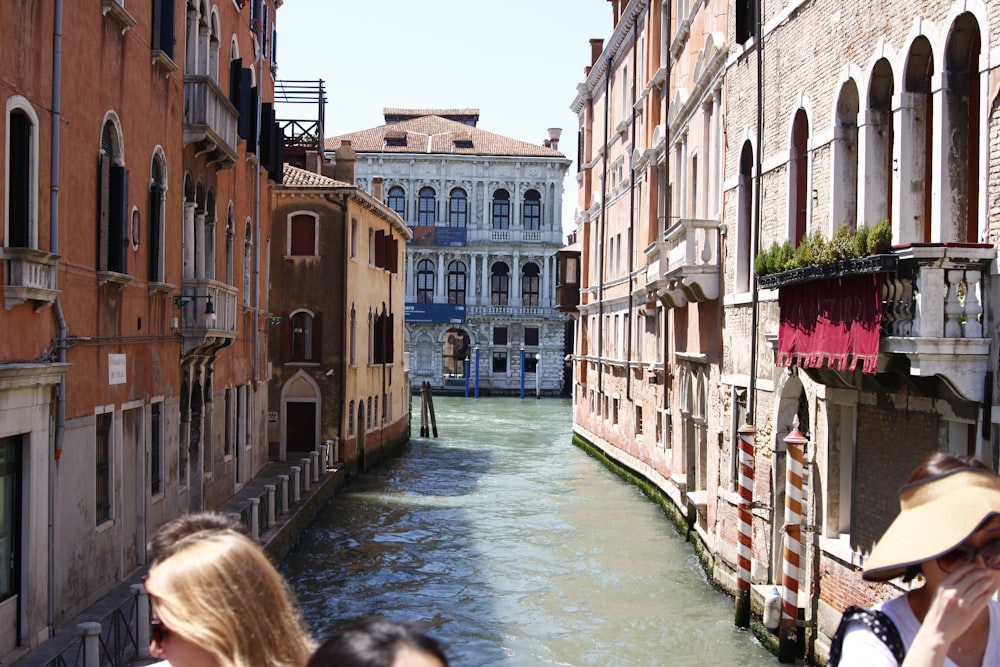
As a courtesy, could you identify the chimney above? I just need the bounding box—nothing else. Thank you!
[305,150,322,175]
[372,176,384,201]
[333,140,356,185]
[590,38,604,68]
[547,128,562,151]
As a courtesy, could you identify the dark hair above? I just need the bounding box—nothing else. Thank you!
[905,452,991,485]
[307,618,448,667]
[147,512,249,564]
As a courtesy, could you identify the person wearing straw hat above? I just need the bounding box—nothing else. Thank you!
[831,452,1000,666]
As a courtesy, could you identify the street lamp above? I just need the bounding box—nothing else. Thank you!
[173,293,217,327]
[535,352,541,399]
[519,345,525,400]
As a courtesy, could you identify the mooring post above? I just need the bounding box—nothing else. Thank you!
[427,385,438,437]
[779,425,807,662]
[735,424,755,628]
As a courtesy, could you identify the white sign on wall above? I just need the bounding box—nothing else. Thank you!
[108,354,127,385]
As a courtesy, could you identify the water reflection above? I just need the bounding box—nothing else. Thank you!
[282,397,775,666]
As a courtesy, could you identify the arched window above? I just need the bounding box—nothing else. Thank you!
[448,188,467,227]
[348,400,355,436]
[416,259,434,303]
[224,204,234,286]
[491,189,510,229]
[735,142,753,294]
[491,262,509,305]
[350,305,357,366]
[291,312,312,360]
[418,187,436,225]
[864,59,894,228]
[289,212,318,256]
[448,260,467,304]
[387,186,405,219]
[789,109,809,246]
[832,81,859,233]
[148,152,167,282]
[243,219,252,306]
[522,189,541,230]
[98,117,128,274]
[521,262,540,306]
[7,104,37,249]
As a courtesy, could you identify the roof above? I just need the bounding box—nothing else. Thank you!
[280,165,352,189]
[325,114,566,159]
[383,108,480,125]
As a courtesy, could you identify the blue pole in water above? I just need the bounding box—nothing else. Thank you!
[464,357,470,398]
[519,346,525,399]
[474,346,480,399]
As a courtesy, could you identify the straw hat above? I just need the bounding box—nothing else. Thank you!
[863,467,1000,582]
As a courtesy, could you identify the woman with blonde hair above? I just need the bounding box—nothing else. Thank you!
[143,529,314,667]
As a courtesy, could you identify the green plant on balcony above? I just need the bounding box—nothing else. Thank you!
[754,220,891,278]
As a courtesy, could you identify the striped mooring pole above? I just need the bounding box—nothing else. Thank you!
[779,425,807,661]
[735,424,755,628]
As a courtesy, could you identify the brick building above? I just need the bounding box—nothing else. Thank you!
[327,109,572,396]
[567,0,1000,660]
[0,0,282,655]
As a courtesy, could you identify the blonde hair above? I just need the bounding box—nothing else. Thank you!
[144,531,313,667]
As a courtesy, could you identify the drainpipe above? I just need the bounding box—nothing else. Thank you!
[661,0,672,443]
[598,58,610,395]
[49,0,65,637]
[748,0,764,427]
[626,15,638,401]
[252,1,264,386]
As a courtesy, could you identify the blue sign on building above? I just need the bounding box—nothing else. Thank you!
[404,303,466,324]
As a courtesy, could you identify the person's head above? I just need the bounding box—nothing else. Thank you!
[144,530,313,667]
[863,452,1000,582]
[307,618,449,667]
[147,511,248,564]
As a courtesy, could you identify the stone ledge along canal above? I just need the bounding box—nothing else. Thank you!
[281,397,775,666]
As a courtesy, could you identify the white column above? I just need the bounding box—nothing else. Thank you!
[183,202,196,281]
[712,88,723,219]
[195,211,206,279]
[406,252,414,301]
[511,253,521,306]
[540,252,550,307]
[893,92,926,245]
[480,252,490,304]
[437,253,446,300]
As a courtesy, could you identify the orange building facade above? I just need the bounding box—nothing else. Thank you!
[0,0,282,654]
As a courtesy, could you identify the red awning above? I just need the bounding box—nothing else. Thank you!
[776,274,881,374]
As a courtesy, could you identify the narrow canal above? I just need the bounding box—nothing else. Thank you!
[281,397,775,666]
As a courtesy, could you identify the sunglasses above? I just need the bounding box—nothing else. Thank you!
[150,618,171,644]
[938,539,1000,572]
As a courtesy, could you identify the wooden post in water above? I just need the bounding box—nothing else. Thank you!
[426,383,438,438]
[420,382,429,437]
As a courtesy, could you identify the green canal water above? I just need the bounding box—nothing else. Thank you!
[281,397,776,666]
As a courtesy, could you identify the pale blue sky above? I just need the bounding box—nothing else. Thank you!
[273,0,613,233]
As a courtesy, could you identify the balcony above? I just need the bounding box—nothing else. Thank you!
[646,218,721,308]
[183,76,239,168]
[175,279,238,354]
[466,304,550,318]
[0,247,60,310]
[466,228,563,245]
[880,244,994,402]
[766,243,995,403]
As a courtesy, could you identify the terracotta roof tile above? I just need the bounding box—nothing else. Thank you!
[326,114,565,159]
[281,165,353,188]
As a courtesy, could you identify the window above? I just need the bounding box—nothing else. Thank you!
[151,402,163,494]
[348,400,355,436]
[147,154,166,282]
[289,213,317,256]
[387,186,405,219]
[350,218,358,258]
[225,207,234,286]
[96,412,112,525]
[736,0,757,44]
[7,105,35,249]
[349,305,357,366]
[635,405,644,435]
[493,326,508,345]
[366,397,372,430]
[224,389,232,457]
[151,0,176,61]
[371,309,394,365]
[524,326,539,346]
[491,189,510,229]
[448,188,467,227]
[523,189,541,230]
[522,262,540,306]
[368,228,374,264]
[525,354,538,373]
[418,187,436,224]
[289,311,321,362]
[0,436,21,603]
[447,260,466,304]
[243,219,252,306]
[492,351,507,374]
[491,262,509,305]
[98,118,128,274]
[416,259,434,303]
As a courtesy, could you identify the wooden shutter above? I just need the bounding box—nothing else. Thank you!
[97,153,110,271]
[279,314,291,363]
[148,185,162,281]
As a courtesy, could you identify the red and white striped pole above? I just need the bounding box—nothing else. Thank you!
[780,425,807,660]
[735,424,755,628]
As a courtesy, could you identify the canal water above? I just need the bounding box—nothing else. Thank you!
[281,397,775,667]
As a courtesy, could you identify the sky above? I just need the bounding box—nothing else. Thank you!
[273,0,614,235]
